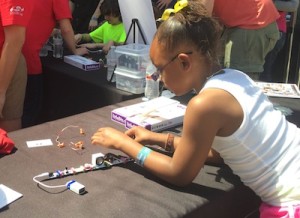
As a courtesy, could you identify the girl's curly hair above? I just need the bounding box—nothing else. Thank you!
[155,0,223,65]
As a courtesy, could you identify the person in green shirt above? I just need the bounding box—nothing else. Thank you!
[75,0,126,53]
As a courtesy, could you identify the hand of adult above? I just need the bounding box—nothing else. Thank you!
[78,43,98,49]
[74,47,89,56]
[156,0,172,10]
[89,19,98,31]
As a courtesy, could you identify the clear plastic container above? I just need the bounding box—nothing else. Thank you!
[115,43,150,74]
[115,68,145,94]
[106,46,117,82]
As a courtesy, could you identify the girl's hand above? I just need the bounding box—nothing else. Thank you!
[125,126,153,145]
[91,127,130,150]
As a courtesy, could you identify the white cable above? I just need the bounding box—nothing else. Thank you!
[33,173,67,189]
[60,125,79,132]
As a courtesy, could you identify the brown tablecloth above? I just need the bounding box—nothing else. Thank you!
[40,56,142,123]
[0,98,261,218]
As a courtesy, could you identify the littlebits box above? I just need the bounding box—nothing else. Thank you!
[111,97,186,132]
[64,55,100,71]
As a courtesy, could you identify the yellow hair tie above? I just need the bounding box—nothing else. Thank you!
[157,0,188,21]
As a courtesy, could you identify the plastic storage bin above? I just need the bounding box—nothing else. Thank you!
[115,68,145,94]
[115,43,150,73]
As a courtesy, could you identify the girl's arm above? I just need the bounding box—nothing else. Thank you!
[92,89,242,186]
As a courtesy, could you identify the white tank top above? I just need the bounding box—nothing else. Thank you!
[202,69,300,206]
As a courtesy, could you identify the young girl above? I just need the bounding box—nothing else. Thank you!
[91,0,300,217]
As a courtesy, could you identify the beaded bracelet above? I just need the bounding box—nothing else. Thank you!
[136,147,152,167]
[164,133,174,152]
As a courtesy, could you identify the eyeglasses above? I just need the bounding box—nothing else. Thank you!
[151,51,193,81]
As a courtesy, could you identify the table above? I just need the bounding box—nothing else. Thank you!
[0,97,263,218]
[40,55,142,123]
[270,96,300,127]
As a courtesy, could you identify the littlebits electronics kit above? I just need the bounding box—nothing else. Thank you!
[64,55,100,71]
[33,153,134,195]
[111,96,186,132]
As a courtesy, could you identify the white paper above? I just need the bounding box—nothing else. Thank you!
[0,184,23,209]
[26,139,53,148]
[256,82,300,98]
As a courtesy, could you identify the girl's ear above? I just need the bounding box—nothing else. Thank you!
[178,53,191,70]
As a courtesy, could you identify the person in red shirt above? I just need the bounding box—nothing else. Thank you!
[22,0,88,128]
[202,0,280,80]
[0,0,33,132]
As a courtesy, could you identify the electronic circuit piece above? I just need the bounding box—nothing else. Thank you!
[36,153,134,180]
[32,153,134,193]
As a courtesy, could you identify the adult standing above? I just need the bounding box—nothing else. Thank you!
[0,0,33,131]
[202,0,280,80]
[152,0,177,19]
[22,0,88,128]
[88,0,104,31]
[260,0,299,82]
[152,0,177,10]
[69,0,101,34]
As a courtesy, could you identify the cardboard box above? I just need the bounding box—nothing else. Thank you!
[125,103,186,131]
[64,55,100,71]
[111,97,186,132]
[111,97,178,125]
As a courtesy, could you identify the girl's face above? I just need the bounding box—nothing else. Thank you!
[150,37,197,96]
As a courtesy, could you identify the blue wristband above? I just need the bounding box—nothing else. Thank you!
[136,147,152,167]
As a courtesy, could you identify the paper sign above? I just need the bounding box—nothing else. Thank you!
[26,139,53,148]
[0,184,23,209]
